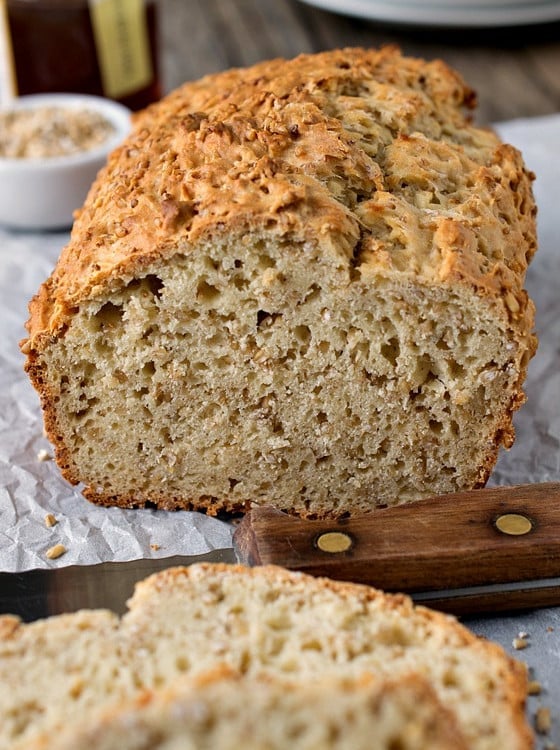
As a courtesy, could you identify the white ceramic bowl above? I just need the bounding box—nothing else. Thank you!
[0,93,131,231]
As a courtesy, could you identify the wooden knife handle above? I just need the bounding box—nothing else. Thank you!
[233,483,560,613]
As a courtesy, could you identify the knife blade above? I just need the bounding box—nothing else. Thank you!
[233,482,560,615]
[1,483,559,621]
[0,548,236,622]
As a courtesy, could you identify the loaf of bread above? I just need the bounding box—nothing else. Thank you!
[27,669,467,750]
[0,564,531,750]
[21,47,537,517]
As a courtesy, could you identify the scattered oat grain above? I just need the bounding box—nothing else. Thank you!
[150,543,160,551]
[45,544,66,560]
[44,513,57,528]
[535,707,551,734]
[527,680,542,696]
[512,636,528,650]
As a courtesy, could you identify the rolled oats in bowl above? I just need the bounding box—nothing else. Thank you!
[0,106,116,159]
[0,93,131,230]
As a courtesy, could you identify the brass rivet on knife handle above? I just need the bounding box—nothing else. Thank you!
[494,513,534,536]
[315,531,353,553]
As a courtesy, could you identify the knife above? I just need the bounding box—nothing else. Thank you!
[1,482,559,620]
[234,482,560,615]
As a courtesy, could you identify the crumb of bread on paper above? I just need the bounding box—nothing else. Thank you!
[45,543,66,560]
[527,680,542,696]
[149,543,160,551]
[44,513,57,528]
[36,449,51,462]
[535,707,552,734]
[513,636,529,650]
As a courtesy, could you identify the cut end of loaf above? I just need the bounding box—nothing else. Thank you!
[22,46,537,517]
[28,231,533,517]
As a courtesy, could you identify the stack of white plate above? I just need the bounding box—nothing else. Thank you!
[298,0,560,27]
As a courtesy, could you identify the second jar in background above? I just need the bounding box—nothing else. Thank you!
[2,0,161,111]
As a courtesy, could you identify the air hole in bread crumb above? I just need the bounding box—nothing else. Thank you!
[448,360,466,378]
[197,279,220,303]
[257,254,276,270]
[145,274,164,298]
[94,301,124,329]
[380,338,400,366]
[175,656,190,672]
[192,361,209,371]
[233,276,249,291]
[302,284,321,304]
[214,356,232,369]
[294,325,311,345]
[429,419,443,434]
[257,310,273,327]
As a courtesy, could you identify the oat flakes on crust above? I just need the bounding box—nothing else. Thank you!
[25,47,535,337]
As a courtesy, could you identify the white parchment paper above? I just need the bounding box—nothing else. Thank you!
[0,115,558,573]
[0,234,234,571]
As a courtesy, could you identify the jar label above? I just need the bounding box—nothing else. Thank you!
[0,0,17,105]
[88,0,153,100]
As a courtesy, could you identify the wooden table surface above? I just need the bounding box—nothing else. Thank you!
[158,0,560,125]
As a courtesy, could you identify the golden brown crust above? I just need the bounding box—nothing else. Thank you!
[23,46,535,345]
[0,615,21,639]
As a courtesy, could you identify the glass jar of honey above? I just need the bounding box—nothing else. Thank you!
[0,0,160,111]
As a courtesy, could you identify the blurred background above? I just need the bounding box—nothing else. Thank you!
[155,0,560,124]
[2,0,560,125]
